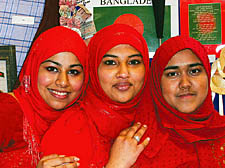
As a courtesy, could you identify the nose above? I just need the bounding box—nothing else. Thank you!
[179,73,191,90]
[55,71,69,88]
[116,63,129,79]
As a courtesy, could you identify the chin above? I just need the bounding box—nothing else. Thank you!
[49,103,67,111]
[116,98,132,104]
[178,109,195,114]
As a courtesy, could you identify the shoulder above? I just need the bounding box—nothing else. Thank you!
[0,92,23,118]
[0,92,20,109]
[0,92,17,102]
[0,93,24,151]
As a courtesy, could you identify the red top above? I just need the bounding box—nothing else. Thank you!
[0,93,24,151]
[135,36,225,167]
[0,93,31,167]
[0,26,89,167]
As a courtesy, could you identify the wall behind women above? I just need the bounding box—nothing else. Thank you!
[0,0,180,76]
[0,0,45,74]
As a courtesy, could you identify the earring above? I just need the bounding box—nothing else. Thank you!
[22,75,31,93]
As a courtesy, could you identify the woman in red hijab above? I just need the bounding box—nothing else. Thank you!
[39,23,150,168]
[0,26,89,167]
[132,36,225,167]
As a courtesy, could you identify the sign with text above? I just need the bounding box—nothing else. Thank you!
[180,0,225,57]
[85,0,179,57]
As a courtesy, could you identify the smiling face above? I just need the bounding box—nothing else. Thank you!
[98,44,145,103]
[161,49,208,113]
[37,52,84,110]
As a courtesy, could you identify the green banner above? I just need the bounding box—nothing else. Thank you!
[94,6,171,52]
[189,3,221,45]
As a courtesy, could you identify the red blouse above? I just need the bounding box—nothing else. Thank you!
[0,93,25,151]
[0,93,32,168]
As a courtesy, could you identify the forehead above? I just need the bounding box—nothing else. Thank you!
[48,52,78,60]
[105,44,140,55]
[42,52,81,66]
[166,49,202,67]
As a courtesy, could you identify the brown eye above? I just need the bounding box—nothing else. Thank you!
[104,60,116,65]
[128,60,141,65]
[68,69,80,76]
[46,66,58,72]
[189,68,201,76]
[166,71,179,77]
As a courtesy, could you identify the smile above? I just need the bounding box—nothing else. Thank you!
[48,89,70,98]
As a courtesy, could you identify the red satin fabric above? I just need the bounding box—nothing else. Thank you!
[0,26,88,167]
[40,24,150,167]
[135,36,225,167]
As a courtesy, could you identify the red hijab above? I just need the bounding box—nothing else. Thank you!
[41,24,150,167]
[85,23,150,137]
[13,26,89,164]
[135,36,225,167]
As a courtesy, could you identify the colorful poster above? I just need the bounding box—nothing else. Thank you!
[59,0,97,40]
[189,3,221,45]
[180,0,225,57]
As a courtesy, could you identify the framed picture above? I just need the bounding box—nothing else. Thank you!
[0,45,17,92]
[180,0,225,57]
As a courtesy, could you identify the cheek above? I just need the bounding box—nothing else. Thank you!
[136,73,145,83]
[37,74,54,101]
[37,74,53,89]
[199,76,209,99]
[131,68,145,86]
[161,80,176,99]
[70,75,84,91]
[70,78,84,91]
[98,70,115,87]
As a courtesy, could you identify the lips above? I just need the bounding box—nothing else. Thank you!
[48,88,70,99]
[177,92,196,99]
[113,82,132,91]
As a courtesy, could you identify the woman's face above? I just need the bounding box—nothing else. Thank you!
[98,44,145,103]
[38,52,84,110]
[161,49,208,113]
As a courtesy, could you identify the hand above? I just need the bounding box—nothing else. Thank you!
[106,122,150,168]
[37,154,80,168]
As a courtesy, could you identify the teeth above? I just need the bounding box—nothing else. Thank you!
[51,90,67,96]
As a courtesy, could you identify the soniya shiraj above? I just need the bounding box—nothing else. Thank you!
[100,0,152,5]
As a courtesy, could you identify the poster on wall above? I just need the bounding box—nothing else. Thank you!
[85,0,179,57]
[180,0,225,57]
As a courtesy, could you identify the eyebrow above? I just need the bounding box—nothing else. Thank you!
[70,64,83,69]
[41,60,83,69]
[164,63,204,71]
[103,54,143,58]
